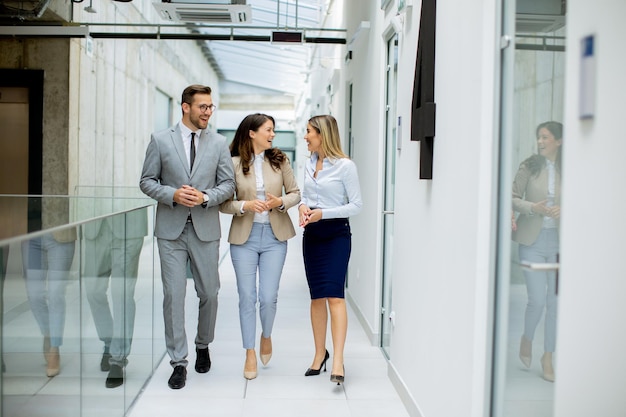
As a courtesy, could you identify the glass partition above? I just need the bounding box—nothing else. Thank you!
[381,33,399,357]
[493,0,566,416]
[1,196,161,417]
[1,227,81,417]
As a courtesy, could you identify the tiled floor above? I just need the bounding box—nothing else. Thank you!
[127,222,411,417]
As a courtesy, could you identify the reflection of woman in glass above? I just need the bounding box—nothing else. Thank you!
[512,121,562,382]
[22,230,76,377]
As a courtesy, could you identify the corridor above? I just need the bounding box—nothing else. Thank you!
[127,215,410,417]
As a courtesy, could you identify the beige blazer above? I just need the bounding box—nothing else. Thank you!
[511,161,561,246]
[220,155,300,244]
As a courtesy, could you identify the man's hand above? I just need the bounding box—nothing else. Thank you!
[174,185,203,208]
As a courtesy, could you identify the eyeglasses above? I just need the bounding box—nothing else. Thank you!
[198,104,217,113]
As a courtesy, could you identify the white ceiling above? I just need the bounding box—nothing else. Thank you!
[0,0,345,97]
[195,0,344,96]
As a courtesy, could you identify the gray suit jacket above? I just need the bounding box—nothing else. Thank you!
[139,124,235,242]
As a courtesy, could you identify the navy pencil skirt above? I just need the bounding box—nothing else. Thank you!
[302,218,351,299]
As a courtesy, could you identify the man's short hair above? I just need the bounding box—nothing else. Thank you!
[182,84,212,105]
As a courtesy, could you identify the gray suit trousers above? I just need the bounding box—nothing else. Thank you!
[157,223,220,367]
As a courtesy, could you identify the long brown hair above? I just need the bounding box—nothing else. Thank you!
[523,121,563,176]
[230,113,286,175]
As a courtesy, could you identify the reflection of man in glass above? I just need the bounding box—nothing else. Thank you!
[22,229,76,377]
[83,208,147,388]
[512,121,562,383]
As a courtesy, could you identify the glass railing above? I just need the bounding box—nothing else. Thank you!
[1,195,161,417]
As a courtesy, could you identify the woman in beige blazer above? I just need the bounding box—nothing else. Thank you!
[512,121,562,383]
[220,113,300,380]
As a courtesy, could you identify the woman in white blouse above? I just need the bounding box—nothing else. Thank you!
[220,114,300,380]
[298,115,362,385]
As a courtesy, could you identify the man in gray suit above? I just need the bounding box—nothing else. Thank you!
[140,85,235,389]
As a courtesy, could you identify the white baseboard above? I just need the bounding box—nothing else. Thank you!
[346,291,421,416]
[388,360,423,417]
[346,291,378,345]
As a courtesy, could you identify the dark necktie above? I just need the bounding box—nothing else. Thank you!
[190,132,196,169]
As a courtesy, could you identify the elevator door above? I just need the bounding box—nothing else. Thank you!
[0,87,30,239]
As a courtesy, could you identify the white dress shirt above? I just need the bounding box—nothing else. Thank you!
[301,153,362,219]
[178,122,200,167]
[252,152,270,224]
[543,159,557,229]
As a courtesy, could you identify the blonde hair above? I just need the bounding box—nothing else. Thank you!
[308,115,348,159]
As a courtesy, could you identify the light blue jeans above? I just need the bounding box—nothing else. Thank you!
[519,228,559,353]
[21,234,76,348]
[230,223,287,349]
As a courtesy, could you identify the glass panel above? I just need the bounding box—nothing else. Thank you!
[154,89,172,132]
[381,34,398,357]
[273,131,297,149]
[151,217,164,373]
[1,196,159,417]
[2,229,80,417]
[80,208,151,415]
[494,1,566,416]
[124,208,157,410]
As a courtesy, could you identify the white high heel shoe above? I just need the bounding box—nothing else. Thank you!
[260,336,272,366]
[541,352,555,382]
[519,336,532,368]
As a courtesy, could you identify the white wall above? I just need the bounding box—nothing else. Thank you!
[555,1,626,416]
[391,1,499,415]
[334,1,500,416]
[334,0,626,416]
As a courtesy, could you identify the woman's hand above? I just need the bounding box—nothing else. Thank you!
[265,193,283,209]
[299,206,322,227]
[244,199,270,213]
[530,200,560,218]
[298,205,310,227]
[546,205,560,219]
[306,209,322,224]
[530,199,548,216]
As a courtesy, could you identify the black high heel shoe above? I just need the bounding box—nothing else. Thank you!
[330,365,345,385]
[304,350,329,376]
